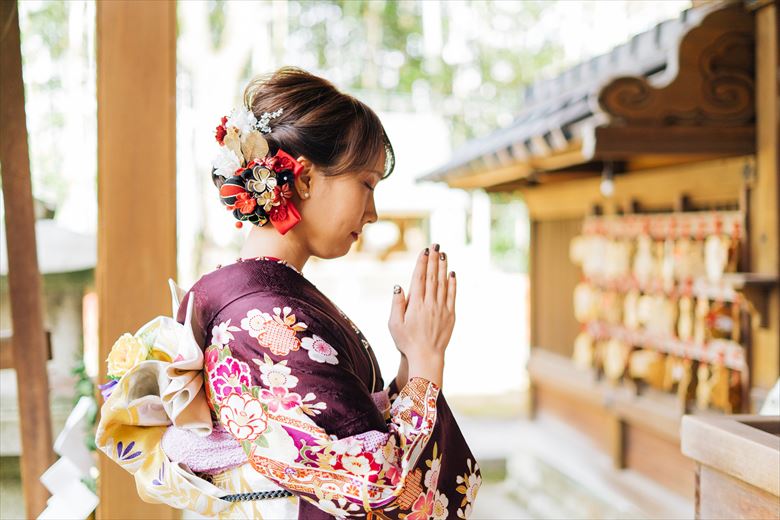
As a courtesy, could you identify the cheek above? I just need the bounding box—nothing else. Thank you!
[305,185,365,227]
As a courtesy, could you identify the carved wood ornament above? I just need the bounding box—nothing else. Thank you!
[597,4,755,128]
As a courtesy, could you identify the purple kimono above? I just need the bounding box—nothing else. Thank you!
[173,256,482,519]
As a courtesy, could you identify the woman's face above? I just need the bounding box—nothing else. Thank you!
[295,152,385,259]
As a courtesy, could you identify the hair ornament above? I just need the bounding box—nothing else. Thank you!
[257,107,284,134]
[212,106,304,234]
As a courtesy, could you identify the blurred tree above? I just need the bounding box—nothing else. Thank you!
[173,0,564,277]
[277,0,563,146]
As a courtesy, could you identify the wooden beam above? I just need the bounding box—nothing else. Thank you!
[594,126,756,158]
[0,2,55,516]
[96,1,178,518]
[0,330,53,370]
[522,155,750,221]
[445,142,588,190]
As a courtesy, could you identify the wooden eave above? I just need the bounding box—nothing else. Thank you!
[419,1,757,192]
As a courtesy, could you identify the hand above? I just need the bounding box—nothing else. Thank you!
[388,243,456,388]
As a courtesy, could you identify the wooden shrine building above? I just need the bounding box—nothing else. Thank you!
[422,0,778,517]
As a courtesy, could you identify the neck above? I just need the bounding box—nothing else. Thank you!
[239,224,310,272]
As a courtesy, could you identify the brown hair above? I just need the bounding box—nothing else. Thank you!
[241,66,395,179]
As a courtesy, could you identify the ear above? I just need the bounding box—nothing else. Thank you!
[294,155,314,199]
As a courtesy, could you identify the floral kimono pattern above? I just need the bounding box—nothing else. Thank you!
[97,257,481,519]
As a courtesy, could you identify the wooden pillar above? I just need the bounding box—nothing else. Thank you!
[96,1,178,518]
[750,0,780,392]
[0,2,55,517]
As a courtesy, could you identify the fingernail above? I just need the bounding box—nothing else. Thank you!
[440,252,446,261]
[433,243,440,252]
[393,285,401,294]
[450,271,456,278]
[424,248,429,256]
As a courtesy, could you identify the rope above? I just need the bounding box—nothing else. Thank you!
[221,489,294,502]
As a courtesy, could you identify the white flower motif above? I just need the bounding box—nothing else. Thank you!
[219,392,268,441]
[432,490,449,520]
[340,454,374,475]
[252,353,299,389]
[464,471,482,503]
[330,437,362,457]
[373,435,397,466]
[316,497,360,519]
[211,146,241,178]
[211,319,240,346]
[425,457,442,488]
[240,309,272,339]
[456,458,482,519]
[300,392,327,416]
[301,335,339,365]
[390,395,414,415]
[457,503,474,519]
[225,106,258,136]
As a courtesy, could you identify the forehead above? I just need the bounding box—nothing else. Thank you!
[368,150,387,178]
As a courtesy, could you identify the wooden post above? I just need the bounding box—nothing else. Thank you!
[750,0,780,392]
[0,2,55,517]
[96,1,178,518]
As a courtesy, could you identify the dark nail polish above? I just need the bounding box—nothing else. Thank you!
[424,248,429,256]
[393,285,401,294]
[450,271,456,278]
[440,252,446,261]
[434,243,440,252]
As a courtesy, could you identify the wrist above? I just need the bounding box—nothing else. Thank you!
[406,354,444,388]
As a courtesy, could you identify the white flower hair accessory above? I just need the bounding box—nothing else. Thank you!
[212,106,305,234]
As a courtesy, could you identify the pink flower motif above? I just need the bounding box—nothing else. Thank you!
[385,465,401,486]
[210,356,251,402]
[205,347,220,372]
[219,392,268,441]
[259,386,302,413]
[407,490,436,520]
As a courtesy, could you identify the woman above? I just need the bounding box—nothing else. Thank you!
[96,67,481,519]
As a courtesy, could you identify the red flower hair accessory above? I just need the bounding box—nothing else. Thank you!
[212,106,304,234]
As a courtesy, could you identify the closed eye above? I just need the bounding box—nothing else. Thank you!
[364,182,375,192]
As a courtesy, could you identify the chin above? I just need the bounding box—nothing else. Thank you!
[315,241,352,260]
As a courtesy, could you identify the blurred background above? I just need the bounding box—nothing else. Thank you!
[2,0,778,519]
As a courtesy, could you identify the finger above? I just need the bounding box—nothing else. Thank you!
[389,284,407,325]
[408,247,429,304]
[446,271,456,313]
[436,250,448,305]
[425,243,439,303]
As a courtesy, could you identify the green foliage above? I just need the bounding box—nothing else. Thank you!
[489,192,529,273]
[208,0,227,49]
[284,0,563,147]
[71,358,97,452]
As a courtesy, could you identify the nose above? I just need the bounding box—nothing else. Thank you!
[364,194,378,225]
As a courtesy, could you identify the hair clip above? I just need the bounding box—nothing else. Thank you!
[257,107,284,134]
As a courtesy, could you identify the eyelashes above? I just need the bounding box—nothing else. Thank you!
[364,182,375,192]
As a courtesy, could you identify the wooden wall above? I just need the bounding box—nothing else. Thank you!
[522,155,779,394]
[529,217,582,356]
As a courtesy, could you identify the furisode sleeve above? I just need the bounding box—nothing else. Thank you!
[202,295,440,517]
